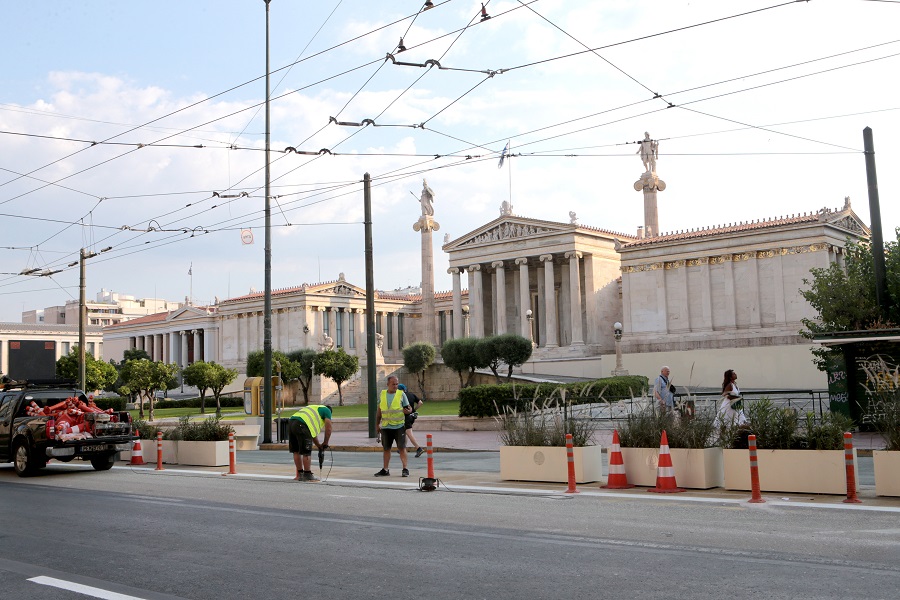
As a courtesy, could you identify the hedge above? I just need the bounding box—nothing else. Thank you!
[93,396,127,411]
[458,376,649,418]
[153,396,244,409]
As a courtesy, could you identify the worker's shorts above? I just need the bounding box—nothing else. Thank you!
[380,427,406,452]
[288,419,314,456]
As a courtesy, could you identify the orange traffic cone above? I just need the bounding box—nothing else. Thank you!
[130,434,145,466]
[648,430,685,493]
[602,430,634,489]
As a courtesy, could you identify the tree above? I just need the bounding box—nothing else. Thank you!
[246,349,294,378]
[494,333,534,381]
[286,348,317,404]
[313,348,359,406]
[441,337,490,388]
[182,361,214,413]
[402,342,436,399]
[56,346,118,392]
[208,362,239,416]
[120,359,179,421]
[801,232,900,369]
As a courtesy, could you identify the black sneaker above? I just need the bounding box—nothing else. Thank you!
[374,468,390,477]
[415,447,425,458]
[402,468,410,477]
[303,472,319,482]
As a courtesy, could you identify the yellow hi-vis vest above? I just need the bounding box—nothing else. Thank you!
[291,405,326,438]
[379,390,406,428]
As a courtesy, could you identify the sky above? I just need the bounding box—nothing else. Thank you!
[2,0,899,323]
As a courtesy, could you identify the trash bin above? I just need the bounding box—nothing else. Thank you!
[277,418,290,443]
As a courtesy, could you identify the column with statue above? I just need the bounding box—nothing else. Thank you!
[633,132,666,238]
[413,179,440,344]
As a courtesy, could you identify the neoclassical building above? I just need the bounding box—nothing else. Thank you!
[104,123,873,402]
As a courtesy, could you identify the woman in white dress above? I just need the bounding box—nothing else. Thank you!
[715,369,748,428]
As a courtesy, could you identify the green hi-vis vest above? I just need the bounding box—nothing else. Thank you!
[379,390,406,428]
[291,405,326,437]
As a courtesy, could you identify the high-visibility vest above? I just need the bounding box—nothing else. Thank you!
[291,405,326,438]
[379,390,406,427]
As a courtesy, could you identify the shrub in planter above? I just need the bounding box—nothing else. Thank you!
[167,415,235,441]
[496,398,595,447]
[875,396,900,451]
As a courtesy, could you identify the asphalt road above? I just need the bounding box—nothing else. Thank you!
[1,464,899,600]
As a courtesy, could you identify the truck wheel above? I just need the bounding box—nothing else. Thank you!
[90,454,115,471]
[13,442,39,477]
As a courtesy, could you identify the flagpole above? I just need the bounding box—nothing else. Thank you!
[189,263,193,306]
[507,140,513,209]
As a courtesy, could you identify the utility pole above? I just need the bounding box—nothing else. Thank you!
[72,247,111,391]
[364,173,377,437]
[262,0,273,444]
[863,127,891,317]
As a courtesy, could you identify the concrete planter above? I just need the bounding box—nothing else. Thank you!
[500,445,603,483]
[176,440,230,467]
[620,447,723,489]
[873,451,900,497]
[723,448,857,495]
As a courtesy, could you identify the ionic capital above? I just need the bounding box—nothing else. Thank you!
[564,251,583,260]
[539,254,554,263]
[491,260,505,270]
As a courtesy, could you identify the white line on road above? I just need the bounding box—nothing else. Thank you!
[29,576,147,600]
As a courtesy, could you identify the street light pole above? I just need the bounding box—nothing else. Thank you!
[612,321,629,376]
[262,0,274,444]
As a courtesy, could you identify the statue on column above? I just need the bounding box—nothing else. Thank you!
[418,179,435,216]
[636,132,658,173]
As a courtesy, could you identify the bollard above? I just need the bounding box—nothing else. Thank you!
[419,434,437,491]
[225,431,238,475]
[747,434,764,503]
[843,432,861,504]
[155,431,164,471]
[426,434,434,480]
[565,433,578,494]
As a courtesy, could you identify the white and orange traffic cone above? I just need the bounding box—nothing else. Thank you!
[130,433,145,466]
[648,430,685,493]
[602,429,634,489]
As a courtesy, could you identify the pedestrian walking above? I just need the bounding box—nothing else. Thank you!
[653,366,676,411]
[399,383,425,458]
[375,375,412,477]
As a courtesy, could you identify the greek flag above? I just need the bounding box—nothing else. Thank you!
[498,141,509,169]
[188,263,192,276]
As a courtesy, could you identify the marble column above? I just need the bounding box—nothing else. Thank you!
[317,307,326,337]
[540,254,558,348]
[633,170,666,238]
[414,214,440,345]
[193,329,202,362]
[181,331,189,367]
[515,258,530,338]
[354,309,366,356]
[565,251,584,345]
[449,267,463,339]
[492,261,507,335]
[468,264,484,338]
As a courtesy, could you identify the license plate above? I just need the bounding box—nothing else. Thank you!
[81,444,107,453]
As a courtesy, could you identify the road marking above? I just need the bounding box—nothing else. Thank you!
[29,576,147,600]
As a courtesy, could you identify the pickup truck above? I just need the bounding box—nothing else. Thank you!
[0,380,135,477]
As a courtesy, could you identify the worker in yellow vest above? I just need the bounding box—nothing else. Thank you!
[374,375,412,477]
[288,404,333,482]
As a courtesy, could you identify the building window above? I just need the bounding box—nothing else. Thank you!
[348,312,355,349]
[386,314,393,350]
[61,342,70,355]
[398,314,404,349]
[439,311,447,345]
[323,310,330,337]
[336,309,343,348]
[86,342,95,357]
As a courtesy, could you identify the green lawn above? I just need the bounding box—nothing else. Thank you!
[128,400,460,421]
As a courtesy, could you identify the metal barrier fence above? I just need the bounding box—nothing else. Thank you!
[558,389,830,422]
